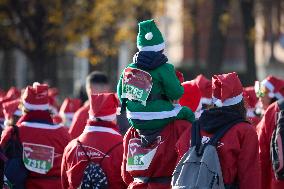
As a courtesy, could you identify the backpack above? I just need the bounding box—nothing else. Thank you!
[3,125,28,189]
[77,140,122,189]
[270,99,284,180]
[172,120,241,189]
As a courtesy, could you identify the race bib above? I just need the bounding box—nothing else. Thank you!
[126,137,161,171]
[122,68,153,106]
[23,143,54,174]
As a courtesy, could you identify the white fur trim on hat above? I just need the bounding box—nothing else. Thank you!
[23,101,49,110]
[83,126,121,136]
[213,93,243,107]
[127,104,182,120]
[14,110,22,116]
[89,113,117,122]
[23,101,49,111]
[201,97,212,105]
[61,112,74,119]
[138,42,165,52]
[261,79,274,92]
[21,122,61,129]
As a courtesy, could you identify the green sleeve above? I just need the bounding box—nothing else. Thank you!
[159,63,184,100]
[117,70,124,103]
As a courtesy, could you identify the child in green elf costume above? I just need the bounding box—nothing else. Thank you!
[117,19,194,133]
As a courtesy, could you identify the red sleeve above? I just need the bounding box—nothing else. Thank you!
[121,130,133,186]
[256,104,278,189]
[69,107,88,139]
[61,145,70,189]
[237,124,261,189]
[0,126,14,149]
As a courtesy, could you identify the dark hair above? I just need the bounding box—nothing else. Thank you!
[228,100,247,119]
[86,71,109,86]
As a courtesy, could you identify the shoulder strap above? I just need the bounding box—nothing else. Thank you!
[77,140,123,165]
[190,122,200,148]
[209,119,245,146]
[99,142,123,165]
[77,140,92,162]
[277,99,284,110]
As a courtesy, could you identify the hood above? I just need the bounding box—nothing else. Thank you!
[133,51,168,70]
[196,106,246,133]
[136,128,163,147]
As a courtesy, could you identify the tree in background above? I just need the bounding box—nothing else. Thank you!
[0,0,158,86]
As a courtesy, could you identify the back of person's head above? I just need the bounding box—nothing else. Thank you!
[212,72,246,119]
[86,71,110,97]
[22,82,49,113]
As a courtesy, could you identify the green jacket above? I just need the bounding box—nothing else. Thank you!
[117,62,184,113]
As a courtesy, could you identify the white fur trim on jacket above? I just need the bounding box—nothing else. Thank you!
[261,79,274,92]
[201,97,212,105]
[21,122,61,129]
[89,113,117,122]
[212,93,243,107]
[126,104,182,120]
[23,101,49,111]
[275,92,284,100]
[83,126,121,136]
[137,42,165,52]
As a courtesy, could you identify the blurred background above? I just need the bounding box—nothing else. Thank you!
[0,0,283,101]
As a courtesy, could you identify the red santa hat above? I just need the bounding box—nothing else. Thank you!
[22,82,49,111]
[195,74,212,105]
[59,98,82,118]
[243,86,258,109]
[175,71,184,83]
[179,80,202,112]
[212,72,243,107]
[89,93,118,122]
[259,75,284,100]
[2,99,21,120]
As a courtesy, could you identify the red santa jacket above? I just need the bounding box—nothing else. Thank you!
[68,103,89,139]
[61,120,126,189]
[256,102,284,189]
[176,121,261,189]
[122,120,192,189]
[0,111,70,189]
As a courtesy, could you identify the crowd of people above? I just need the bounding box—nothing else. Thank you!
[0,19,283,189]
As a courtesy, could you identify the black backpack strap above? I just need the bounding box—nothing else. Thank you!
[277,99,284,111]
[99,142,123,165]
[209,119,245,146]
[191,122,201,148]
[77,140,122,165]
[77,140,92,162]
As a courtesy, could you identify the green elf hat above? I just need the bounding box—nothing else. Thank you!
[137,19,165,52]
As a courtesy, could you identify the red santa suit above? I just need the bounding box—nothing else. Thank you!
[61,93,126,189]
[256,101,284,189]
[0,83,71,189]
[176,72,261,189]
[122,120,192,189]
[68,102,89,139]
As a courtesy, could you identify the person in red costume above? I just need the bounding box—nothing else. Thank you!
[257,101,284,189]
[69,71,110,139]
[61,93,126,189]
[176,72,261,189]
[121,74,193,188]
[255,75,284,114]
[243,86,261,127]
[0,83,70,189]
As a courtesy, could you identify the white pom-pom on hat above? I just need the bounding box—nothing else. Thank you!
[145,32,153,40]
[33,82,41,88]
